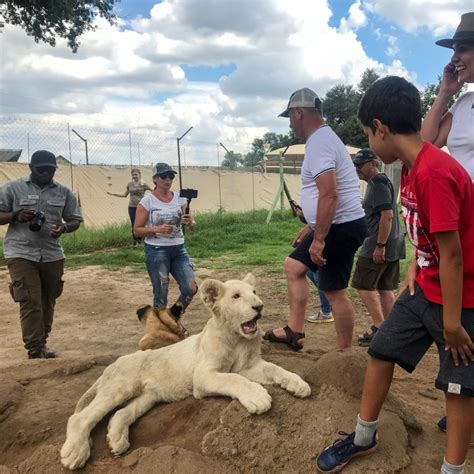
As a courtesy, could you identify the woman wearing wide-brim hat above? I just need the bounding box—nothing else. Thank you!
[421,12,474,179]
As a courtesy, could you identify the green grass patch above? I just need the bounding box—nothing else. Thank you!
[0,209,416,281]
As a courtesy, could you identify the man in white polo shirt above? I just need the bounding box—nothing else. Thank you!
[264,88,367,350]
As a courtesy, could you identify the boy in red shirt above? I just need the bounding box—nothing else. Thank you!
[316,76,474,474]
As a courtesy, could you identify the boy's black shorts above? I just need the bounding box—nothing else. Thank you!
[369,283,474,397]
[289,217,367,292]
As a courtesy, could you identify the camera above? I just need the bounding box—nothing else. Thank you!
[29,211,46,232]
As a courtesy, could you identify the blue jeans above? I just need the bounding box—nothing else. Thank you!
[307,270,331,314]
[144,243,196,309]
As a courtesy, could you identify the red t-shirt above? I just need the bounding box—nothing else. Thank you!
[400,142,474,308]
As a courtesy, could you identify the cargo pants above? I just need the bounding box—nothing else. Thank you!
[7,258,64,350]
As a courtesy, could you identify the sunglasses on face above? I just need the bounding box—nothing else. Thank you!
[157,172,175,180]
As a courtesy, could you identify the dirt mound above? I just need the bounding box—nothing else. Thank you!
[0,266,469,472]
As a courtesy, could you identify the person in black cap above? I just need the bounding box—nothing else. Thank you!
[351,149,405,347]
[133,162,197,321]
[0,150,83,359]
[421,12,474,179]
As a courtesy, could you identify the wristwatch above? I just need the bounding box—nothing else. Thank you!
[376,242,386,248]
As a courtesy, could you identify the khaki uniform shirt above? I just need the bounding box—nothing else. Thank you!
[0,176,83,262]
[126,182,151,207]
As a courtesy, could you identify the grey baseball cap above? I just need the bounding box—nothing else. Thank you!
[152,162,177,176]
[279,88,322,117]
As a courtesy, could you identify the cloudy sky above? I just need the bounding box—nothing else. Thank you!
[0,0,472,166]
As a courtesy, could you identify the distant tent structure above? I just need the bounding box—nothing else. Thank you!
[56,155,72,165]
[0,149,22,162]
[264,144,360,174]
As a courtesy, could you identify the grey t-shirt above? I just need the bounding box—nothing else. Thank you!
[359,173,405,261]
[0,176,83,262]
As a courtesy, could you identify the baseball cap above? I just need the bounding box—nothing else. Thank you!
[353,149,378,166]
[153,162,177,176]
[30,150,57,168]
[279,88,322,117]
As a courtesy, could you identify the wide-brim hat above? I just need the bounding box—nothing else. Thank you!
[436,12,474,48]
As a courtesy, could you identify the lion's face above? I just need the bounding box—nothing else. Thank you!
[200,273,264,339]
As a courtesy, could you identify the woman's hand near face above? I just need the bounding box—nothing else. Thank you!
[440,62,464,96]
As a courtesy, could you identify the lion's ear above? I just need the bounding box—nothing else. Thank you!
[200,279,225,306]
[242,273,255,287]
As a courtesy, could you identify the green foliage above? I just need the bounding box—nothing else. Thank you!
[0,0,117,52]
[322,68,380,148]
[221,150,243,169]
[223,131,302,169]
[420,76,465,117]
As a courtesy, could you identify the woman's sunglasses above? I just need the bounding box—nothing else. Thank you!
[157,172,175,180]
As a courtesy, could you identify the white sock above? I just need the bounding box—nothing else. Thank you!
[441,458,465,474]
[354,414,378,446]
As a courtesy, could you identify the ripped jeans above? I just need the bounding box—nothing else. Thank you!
[144,243,196,310]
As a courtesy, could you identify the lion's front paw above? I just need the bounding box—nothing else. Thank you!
[107,432,130,456]
[239,383,272,414]
[282,374,311,398]
[60,437,91,470]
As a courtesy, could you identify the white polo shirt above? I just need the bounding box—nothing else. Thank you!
[300,125,364,226]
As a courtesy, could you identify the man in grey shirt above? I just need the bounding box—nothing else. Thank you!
[351,149,405,346]
[0,150,83,359]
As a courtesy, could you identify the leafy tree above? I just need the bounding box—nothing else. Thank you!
[243,132,302,167]
[358,68,380,94]
[420,76,464,117]
[221,151,243,170]
[0,0,117,52]
[322,69,380,147]
[323,84,367,146]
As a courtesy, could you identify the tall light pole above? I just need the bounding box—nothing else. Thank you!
[71,128,89,165]
[177,126,193,190]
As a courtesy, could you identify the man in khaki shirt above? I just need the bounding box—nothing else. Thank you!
[0,150,83,359]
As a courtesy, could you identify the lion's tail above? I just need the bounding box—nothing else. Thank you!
[74,380,99,413]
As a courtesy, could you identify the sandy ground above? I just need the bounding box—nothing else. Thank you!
[0,264,471,473]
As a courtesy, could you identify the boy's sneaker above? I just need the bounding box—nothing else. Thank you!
[316,431,378,472]
[437,416,447,432]
[307,311,334,323]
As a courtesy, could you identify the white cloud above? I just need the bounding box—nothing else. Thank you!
[364,0,472,35]
[0,0,438,164]
[339,0,368,33]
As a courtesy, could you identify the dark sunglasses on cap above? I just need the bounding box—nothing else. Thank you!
[158,172,175,180]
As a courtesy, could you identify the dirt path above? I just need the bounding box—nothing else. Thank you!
[0,265,470,473]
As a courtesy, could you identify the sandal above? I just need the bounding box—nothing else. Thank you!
[263,325,305,351]
[358,325,378,347]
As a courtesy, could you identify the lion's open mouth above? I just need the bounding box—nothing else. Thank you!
[241,317,259,334]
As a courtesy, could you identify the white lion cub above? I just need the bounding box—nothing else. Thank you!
[61,273,311,470]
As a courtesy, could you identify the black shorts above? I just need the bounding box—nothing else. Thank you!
[369,284,474,397]
[351,256,400,291]
[289,217,367,292]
